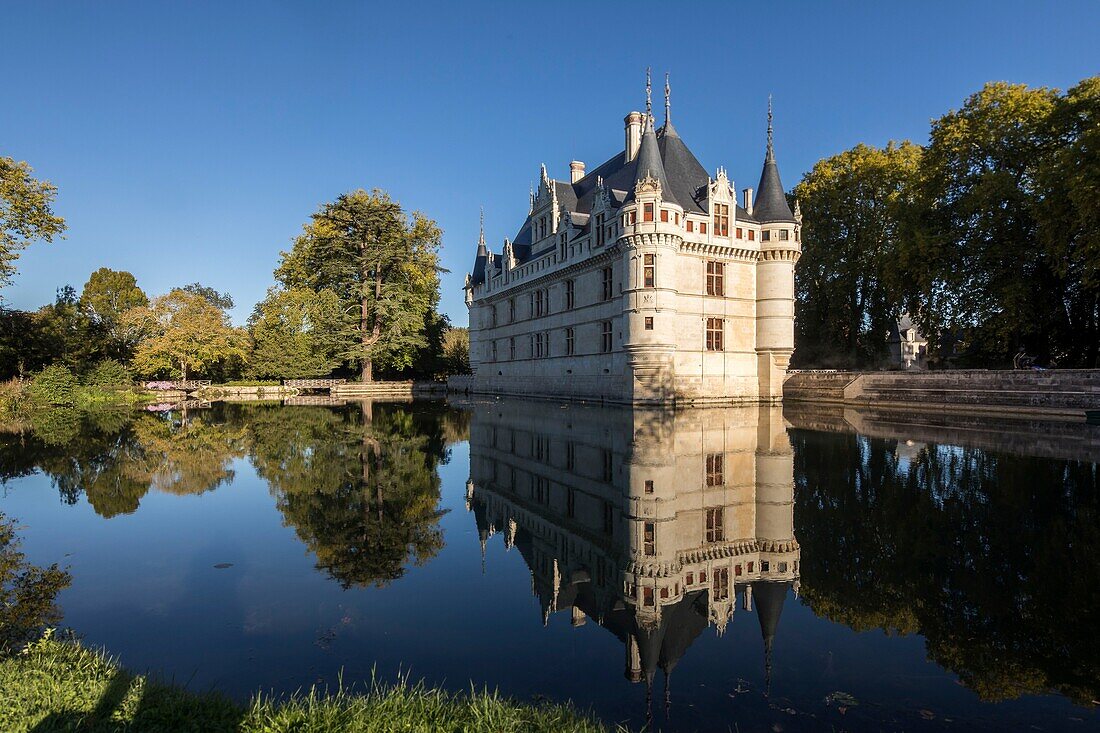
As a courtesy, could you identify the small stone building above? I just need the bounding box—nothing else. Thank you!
[887,313,928,370]
[463,74,801,404]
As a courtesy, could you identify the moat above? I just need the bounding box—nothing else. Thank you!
[2,399,1098,732]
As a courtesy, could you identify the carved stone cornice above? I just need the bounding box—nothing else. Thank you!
[678,240,760,262]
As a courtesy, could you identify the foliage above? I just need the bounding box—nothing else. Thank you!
[26,364,78,406]
[1,636,609,733]
[0,157,67,289]
[83,359,132,388]
[792,142,921,367]
[126,289,248,380]
[181,282,234,310]
[247,286,343,379]
[79,268,148,360]
[0,514,71,655]
[441,326,471,376]
[0,378,27,417]
[276,189,443,381]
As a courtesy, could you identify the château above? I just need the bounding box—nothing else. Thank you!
[463,72,801,403]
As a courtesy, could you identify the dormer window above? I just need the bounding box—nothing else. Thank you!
[643,203,654,222]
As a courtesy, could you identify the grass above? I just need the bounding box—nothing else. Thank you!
[0,634,613,732]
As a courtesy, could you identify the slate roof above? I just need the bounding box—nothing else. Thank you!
[471,114,779,279]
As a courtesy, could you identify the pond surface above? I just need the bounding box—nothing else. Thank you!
[2,398,1098,732]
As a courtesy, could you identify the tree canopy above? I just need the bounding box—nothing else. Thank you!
[276,189,443,381]
[79,268,148,361]
[0,157,66,290]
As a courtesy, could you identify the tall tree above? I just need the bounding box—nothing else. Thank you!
[0,157,66,290]
[246,286,343,379]
[897,82,1061,364]
[181,282,234,311]
[79,268,149,361]
[276,189,443,381]
[125,289,247,380]
[792,142,922,367]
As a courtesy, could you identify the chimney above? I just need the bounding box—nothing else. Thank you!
[625,111,643,161]
[743,187,754,216]
[569,160,586,184]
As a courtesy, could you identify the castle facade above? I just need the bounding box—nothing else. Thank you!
[463,75,801,404]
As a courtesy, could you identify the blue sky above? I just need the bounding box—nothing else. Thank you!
[3,1,1097,325]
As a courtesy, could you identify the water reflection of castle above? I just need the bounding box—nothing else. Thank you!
[464,400,798,695]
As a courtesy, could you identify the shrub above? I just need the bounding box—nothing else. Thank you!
[83,359,132,388]
[26,365,78,406]
[0,379,27,416]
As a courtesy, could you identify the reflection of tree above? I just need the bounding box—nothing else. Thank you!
[793,430,1100,705]
[249,401,451,589]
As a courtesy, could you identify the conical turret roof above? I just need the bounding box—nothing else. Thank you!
[632,115,674,204]
[753,102,796,224]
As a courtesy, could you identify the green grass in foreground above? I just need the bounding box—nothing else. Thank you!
[1,635,612,732]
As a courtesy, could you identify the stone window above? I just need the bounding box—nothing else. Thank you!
[706,261,725,296]
[735,564,742,577]
[705,507,724,543]
[643,522,656,556]
[643,253,655,288]
[705,317,724,351]
[508,298,515,323]
[490,305,497,327]
[712,567,730,601]
[700,222,708,234]
[565,279,575,310]
[705,453,723,487]
[565,327,575,355]
[660,209,669,223]
[748,230,755,241]
[603,500,614,535]
[642,586,654,606]
[736,227,743,239]
[596,213,606,246]
[779,229,789,241]
[686,571,694,585]
[535,332,544,357]
[713,203,729,236]
[602,267,613,301]
[492,341,498,361]
[509,337,516,360]
[602,449,613,481]
[761,560,770,572]
[644,479,654,494]
[601,321,613,353]
[566,488,576,518]
[762,229,771,242]
[566,441,576,470]
[559,233,567,259]
[643,203,654,222]
[687,220,694,233]
[644,317,654,330]
[534,289,544,317]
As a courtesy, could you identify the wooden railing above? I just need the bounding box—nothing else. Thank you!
[284,378,347,389]
[143,380,212,391]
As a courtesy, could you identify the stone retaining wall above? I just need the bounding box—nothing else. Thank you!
[784,369,1100,416]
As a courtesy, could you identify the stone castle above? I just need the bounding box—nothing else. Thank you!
[463,72,801,404]
[464,399,799,700]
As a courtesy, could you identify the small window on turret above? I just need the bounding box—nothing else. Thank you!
[762,230,771,242]
[643,203,654,222]
[700,222,708,234]
[779,229,789,241]
[748,230,755,241]
[687,220,694,233]
[736,227,743,239]
[660,209,669,223]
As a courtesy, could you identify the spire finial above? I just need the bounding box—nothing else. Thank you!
[645,67,652,119]
[766,95,775,162]
[478,207,485,249]
[664,72,671,127]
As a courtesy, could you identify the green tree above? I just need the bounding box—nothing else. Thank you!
[442,326,470,375]
[276,189,443,381]
[0,157,66,290]
[79,268,149,361]
[126,289,248,380]
[897,82,1061,364]
[247,287,343,379]
[792,142,922,367]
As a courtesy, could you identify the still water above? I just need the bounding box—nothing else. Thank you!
[2,398,1098,732]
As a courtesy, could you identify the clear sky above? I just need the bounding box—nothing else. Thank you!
[3,1,1097,326]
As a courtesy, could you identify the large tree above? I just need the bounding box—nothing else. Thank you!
[792,142,922,367]
[0,157,66,290]
[276,189,443,381]
[125,289,247,380]
[79,268,148,361]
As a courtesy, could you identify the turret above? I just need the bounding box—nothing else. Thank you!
[620,69,683,403]
[754,99,801,401]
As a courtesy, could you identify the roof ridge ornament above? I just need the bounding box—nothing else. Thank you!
[478,207,485,249]
[766,95,775,163]
[645,67,652,120]
[664,71,671,127]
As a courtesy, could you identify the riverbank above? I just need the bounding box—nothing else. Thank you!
[2,636,609,733]
[784,369,1100,418]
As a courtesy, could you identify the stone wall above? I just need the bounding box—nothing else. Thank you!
[784,369,1100,416]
